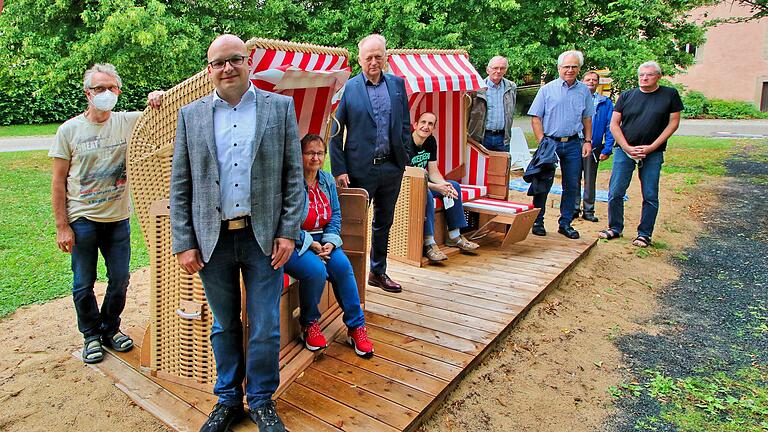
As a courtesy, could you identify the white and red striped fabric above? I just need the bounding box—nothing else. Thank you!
[462,143,489,187]
[433,184,487,210]
[388,53,485,94]
[248,48,350,138]
[462,198,535,215]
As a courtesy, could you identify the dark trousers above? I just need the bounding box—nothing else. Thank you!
[350,160,403,275]
[576,152,600,216]
[532,138,583,228]
[70,218,131,340]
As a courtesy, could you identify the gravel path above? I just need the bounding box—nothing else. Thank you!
[604,144,768,431]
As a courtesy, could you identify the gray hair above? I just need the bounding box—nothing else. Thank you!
[83,63,122,91]
[557,50,584,67]
[358,34,387,51]
[637,61,662,75]
[487,56,509,69]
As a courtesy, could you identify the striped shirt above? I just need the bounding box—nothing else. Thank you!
[484,77,506,131]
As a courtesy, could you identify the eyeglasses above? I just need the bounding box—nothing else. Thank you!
[302,151,325,158]
[638,73,659,78]
[489,66,508,71]
[89,85,120,94]
[208,55,247,70]
[559,65,580,70]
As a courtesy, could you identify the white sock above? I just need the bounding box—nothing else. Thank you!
[448,229,461,240]
[424,236,436,246]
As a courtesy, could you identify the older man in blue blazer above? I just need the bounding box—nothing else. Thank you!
[170,34,303,432]
[330,34,411,294]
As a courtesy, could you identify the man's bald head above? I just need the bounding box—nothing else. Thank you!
[207,34,247,61]
[206,34,251,105]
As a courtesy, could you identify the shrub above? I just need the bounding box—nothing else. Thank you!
[707,99,768,119]
[681,91,709,118]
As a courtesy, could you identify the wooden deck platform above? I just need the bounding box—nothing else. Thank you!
[91,233,595,432]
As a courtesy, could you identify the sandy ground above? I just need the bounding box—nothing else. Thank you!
[0,169,712,432]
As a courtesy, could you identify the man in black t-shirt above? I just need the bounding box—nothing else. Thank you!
[409,112,479,262]
[599,61,683,248]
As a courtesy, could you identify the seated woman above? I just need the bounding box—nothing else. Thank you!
[283,134,374,358]
[409,112,479,262]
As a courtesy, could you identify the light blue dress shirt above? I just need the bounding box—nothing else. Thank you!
[484,77,505,131]
[212,85,257,220]
[528,78,595,138]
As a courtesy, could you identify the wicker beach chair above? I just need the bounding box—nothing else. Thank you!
[126,37,366,394]
[383,49,539,267]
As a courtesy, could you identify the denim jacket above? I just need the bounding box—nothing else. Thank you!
[297,170,343,256]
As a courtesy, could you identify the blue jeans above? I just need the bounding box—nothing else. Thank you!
[424,180,468,237]
[608,148,664,238]
[70,218,131,340]
[199,228,282,409]
[482,133,510,152]
[532,138,583,228]
[284,233,365,330]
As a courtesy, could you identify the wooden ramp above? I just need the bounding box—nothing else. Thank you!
[92,234,595,432]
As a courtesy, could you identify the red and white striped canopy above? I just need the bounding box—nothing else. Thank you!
[248,45,350,138]
[387,52,486,95]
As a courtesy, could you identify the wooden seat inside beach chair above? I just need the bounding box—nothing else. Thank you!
[126,37,365,394]
[384,50,538,267]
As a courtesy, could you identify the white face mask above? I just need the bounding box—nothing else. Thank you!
[91,90,118,112]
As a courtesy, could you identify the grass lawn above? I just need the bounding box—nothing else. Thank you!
[0,123,60,137]
[0,150,148,317]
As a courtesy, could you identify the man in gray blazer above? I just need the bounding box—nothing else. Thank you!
[170,34,302,432]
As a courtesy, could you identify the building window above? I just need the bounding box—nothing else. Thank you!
[683,43,697,57]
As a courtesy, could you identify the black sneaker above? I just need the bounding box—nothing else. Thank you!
[249,400,286,432]
[200,403,245,432]
[532,224,546,236]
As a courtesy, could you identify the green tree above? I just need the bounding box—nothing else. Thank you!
[0,0,709,124]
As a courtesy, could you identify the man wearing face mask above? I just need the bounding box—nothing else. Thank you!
[49,63,164,365]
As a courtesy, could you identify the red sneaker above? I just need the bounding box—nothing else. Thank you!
[347,326,374,358]
[302,321,327,351]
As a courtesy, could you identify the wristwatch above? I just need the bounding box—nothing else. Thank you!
[584,139,592,143]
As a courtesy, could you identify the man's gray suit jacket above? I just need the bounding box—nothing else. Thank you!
[170,89,303,263]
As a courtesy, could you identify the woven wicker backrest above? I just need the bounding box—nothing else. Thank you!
[127,38,349,241]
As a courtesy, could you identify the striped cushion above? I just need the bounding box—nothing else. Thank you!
[434,184,487,210]
[284,274,294,288]
[462,198,535,215]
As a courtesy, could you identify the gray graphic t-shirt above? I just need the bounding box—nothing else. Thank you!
[49,112,141,222]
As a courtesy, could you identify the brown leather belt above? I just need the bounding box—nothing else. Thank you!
[223,216,249,230]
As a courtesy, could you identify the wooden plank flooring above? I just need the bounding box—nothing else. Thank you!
[96,233,595,432]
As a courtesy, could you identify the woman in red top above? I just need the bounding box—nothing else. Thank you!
[283,135,373,357]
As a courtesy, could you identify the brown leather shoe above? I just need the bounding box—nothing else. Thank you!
[368,272,402,293]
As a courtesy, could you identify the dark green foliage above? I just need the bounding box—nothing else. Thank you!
[707,99,768,119]
[681,91,710,118]
[680,90,767,119]
[0,0,708,125]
